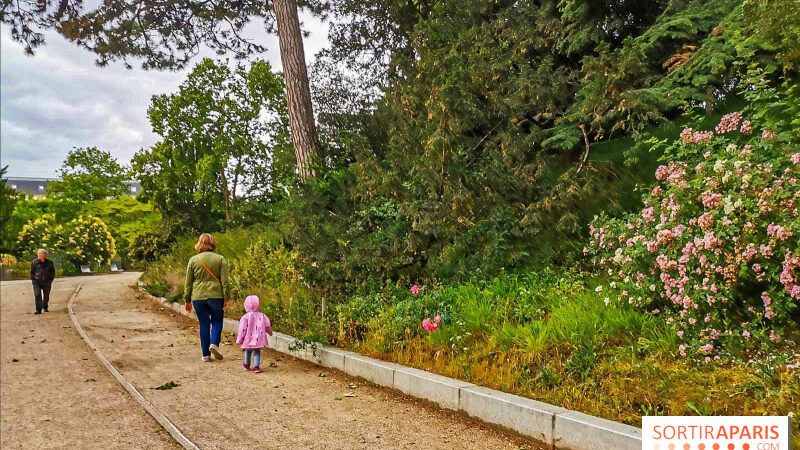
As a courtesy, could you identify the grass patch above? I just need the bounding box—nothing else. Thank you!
[335,270,799,437]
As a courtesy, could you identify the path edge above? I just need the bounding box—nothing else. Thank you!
[140,284,641,450]
[70,283,200,450]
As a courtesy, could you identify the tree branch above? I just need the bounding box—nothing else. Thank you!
[576,124,591,175]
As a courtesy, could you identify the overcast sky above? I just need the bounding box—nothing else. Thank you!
[0,12,330,179]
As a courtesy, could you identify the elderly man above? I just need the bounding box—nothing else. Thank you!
[30,249,56,314]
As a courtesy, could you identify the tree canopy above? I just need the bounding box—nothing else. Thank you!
[0,166,19,253]
[48,147,130,202]
[133,58,292,230]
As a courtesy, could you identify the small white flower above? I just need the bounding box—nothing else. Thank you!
[595,286,603,293]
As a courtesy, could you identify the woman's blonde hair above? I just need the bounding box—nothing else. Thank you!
[195,233,217,253]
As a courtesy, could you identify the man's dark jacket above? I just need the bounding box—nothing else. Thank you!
[30,258,56,282]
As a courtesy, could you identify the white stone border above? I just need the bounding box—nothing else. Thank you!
[141,286,641,449]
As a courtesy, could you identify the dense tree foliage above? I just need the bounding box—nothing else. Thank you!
[133,58,292,231]
[86,196,160,259]
[0,166,18,253]
[48,147,130,202]
[289,0,799,292]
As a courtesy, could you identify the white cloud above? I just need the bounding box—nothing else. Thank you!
[1,11,329,178]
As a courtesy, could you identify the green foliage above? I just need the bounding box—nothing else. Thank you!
[140,227,276,290]
[0,255,32,279]
[48,147,130,202]
[332,270,661,357]
[64,215,116,266]
[81,196,160,261]
[133,58,293,231]
[5,185,156,263]
[142,279,171,299]
[128,0,800,431]
[742,0,800,70]
[7,262,31,279]
[7,0,328,71]
[0,167,19,253]
[16,215,63,256]
[287,0,798,297]
[16,214,116,270]
[4,196,81,256]
[588,77,800,362]
[228,239,299,303]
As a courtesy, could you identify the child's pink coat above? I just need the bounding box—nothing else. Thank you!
[236,296,273,349]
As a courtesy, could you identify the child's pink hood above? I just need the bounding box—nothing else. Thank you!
[244,295,260,312]
[236,295,273,349]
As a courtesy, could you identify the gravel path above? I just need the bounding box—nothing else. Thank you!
[2,274,542,449]
[0,276,178,449]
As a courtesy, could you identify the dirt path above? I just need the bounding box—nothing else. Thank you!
[3,274,541,449]
[0,276,178,449]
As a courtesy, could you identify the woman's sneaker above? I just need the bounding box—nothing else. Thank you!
[201,356,211,362]
[252,366,261,374]
[242,363,250,371]
[209,344,223,360]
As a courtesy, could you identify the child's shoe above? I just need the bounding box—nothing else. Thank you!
[242,363,250,371]
[201,356,211,362]
[252,366,261,374]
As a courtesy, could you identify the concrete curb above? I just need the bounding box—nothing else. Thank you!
[139,285,641,449]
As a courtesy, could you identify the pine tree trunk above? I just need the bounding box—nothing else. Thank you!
[273,0,321,181]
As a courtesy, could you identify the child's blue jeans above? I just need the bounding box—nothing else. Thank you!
[245,349,261,368]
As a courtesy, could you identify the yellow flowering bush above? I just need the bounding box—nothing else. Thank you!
[65,215,116,266]
[0,254,17,265]
[16,215,63,255]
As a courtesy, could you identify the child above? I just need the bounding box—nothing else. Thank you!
[236,295,273,373]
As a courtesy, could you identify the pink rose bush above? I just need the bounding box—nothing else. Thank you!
[422,315,441,332]
[587,112,799,362]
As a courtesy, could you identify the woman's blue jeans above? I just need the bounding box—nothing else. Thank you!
[192,298,224,357]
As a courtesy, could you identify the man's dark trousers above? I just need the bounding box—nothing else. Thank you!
[32,280,52,313]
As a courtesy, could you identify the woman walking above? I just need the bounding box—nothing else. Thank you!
[184,233,229,362]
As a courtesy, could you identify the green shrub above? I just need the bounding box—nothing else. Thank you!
[229,238,298,302]
[588,80,800,362]
[16,215,62,256]
[8,261,30,279]
[64,215,116,266]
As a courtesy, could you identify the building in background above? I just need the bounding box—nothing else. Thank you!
[4,176,142,199]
